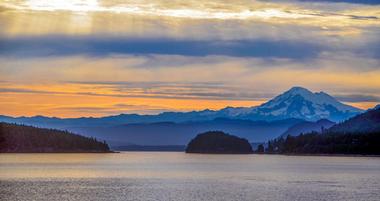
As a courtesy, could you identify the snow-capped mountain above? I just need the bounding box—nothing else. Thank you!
[217,87,363,122]
[0,87,364,127]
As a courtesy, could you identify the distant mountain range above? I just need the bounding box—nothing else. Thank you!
[161,86,362,122]
[280,119,336,138]
[0,87,363,126]
[68,118,304,146]
[0,87,369,146]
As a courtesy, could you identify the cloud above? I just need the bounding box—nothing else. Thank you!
[0,88,62,94]
[2,0,380,42]
[0,82,274,101]
[0,51,378,117]
[2,0,380,62]
[4,0,379,19]
[1,0,379,117]
[336,94,380,102]
[51,103,173,115]
[2,24,380,60]
[0,36,323,59]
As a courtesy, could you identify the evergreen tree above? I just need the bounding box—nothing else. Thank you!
[256,144,264,153]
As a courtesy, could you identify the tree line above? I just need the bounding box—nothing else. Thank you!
[0,122,110,153]
[255,131,380,155]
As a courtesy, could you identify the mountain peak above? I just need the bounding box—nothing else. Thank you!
[284,87,335,102]
[285,86,313,97]
[256,86,363,121]
[316,118,335,124]
[279,87,357,110]
[288,86,311,93]
[0,86,364,124]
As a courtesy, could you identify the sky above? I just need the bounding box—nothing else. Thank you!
[0,0,380,117]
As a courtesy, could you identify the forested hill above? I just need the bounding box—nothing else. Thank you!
[265,108,380,155]
[0,122,111,153]
[186,131,253,154]
[328,108,380,133]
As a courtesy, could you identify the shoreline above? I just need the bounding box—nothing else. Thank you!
[272,153,380,157]
[1,151,379,157]
[0,151,118,154]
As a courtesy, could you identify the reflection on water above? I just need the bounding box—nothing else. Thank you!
[1,152,380,201]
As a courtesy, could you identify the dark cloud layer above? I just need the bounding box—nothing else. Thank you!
[0,35,322,59]
[336,94,380,102]
[5,83,379,103]
[2,34,380,61]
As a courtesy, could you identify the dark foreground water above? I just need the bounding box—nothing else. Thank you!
[1,152,380,201]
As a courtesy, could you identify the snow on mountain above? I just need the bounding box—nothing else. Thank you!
[0,87,364,126]
[220,87,363,122]
[218,106,257,117]
[260,87,354,111]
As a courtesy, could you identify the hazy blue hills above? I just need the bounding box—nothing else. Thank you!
[0,122,111,153]
[328,107,380,133]
[280,119,335,138]
[68,118,304,146]
[277,103,380,139]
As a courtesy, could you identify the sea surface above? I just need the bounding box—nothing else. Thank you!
[0,152,380,201]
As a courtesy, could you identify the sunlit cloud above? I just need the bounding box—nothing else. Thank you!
[0,53,379,117]
[0,0,379,117]
[3,0,378,21]
[22,0,100,12]
[1,0,379,38]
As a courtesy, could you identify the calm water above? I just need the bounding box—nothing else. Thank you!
[0,153,380,201]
